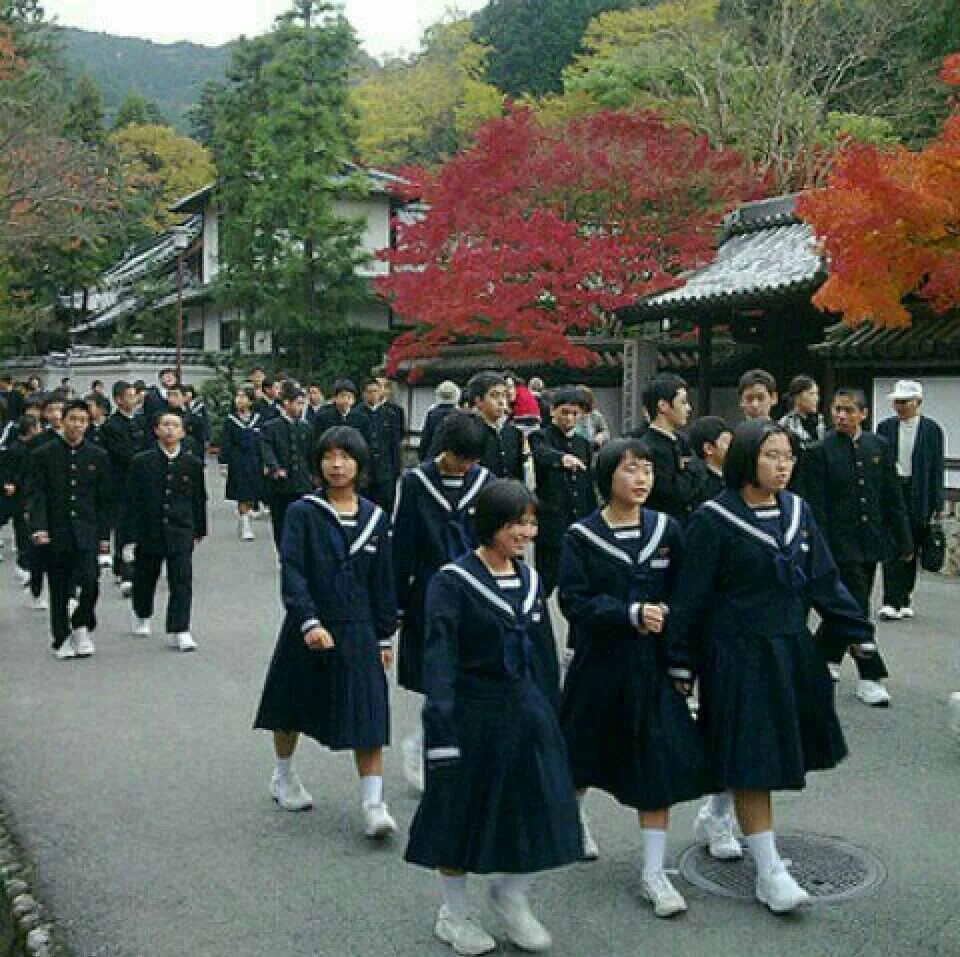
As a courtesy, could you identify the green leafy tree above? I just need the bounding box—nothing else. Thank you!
[64,70,106,147]
[186,79,223,148]
[112,90,168,129]
[214,1,371,379]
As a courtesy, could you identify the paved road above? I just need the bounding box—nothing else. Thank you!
[1,469,959,957]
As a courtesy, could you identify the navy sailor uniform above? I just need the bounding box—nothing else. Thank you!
[218,412,264,504]
[405,553,582,874]
[254,493,398,751]
[559,508,705,810]
[665,489,875,792]
[392,460,492,693]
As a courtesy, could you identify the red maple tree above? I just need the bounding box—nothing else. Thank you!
[797,55,960,328]
[378,108,760,375]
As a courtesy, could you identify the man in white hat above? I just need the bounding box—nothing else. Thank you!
[418,380,461,460]
[877,380,946,619]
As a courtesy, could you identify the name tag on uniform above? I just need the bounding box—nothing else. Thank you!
[363,544,377,553]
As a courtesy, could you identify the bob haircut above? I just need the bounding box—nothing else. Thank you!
[689,415,731,459]
[433,410,488,461]
[594,437,653,502]
[723,420,791,489]
[314,425,370,489]
[470,479,538,547]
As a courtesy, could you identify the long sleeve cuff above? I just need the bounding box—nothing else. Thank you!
[628,603,642,629]
[301,618,320,634]
[425,746,460,762]
[378,637,393,649]
[668,667,693,681]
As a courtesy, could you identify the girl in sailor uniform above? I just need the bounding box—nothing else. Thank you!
[664,421,876,914]
[254,426,399,839]
[405,480,581,956]
[392,410,492,791]
[558,438,703,918]
[218,387,263,541]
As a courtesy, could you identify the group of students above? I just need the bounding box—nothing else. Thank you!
[0,369,209,657]
[247,364,916,957]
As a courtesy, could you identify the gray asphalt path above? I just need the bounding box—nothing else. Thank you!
[1,469,959,957]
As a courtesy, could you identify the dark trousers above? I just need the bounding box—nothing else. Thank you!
[46,548,98,647]
[133,548,193,633]
[269,493,300,554]
[818,561,889,680]
[112,506,134,584]
[13,511,44,597]
[535,542,561,599]
[883,482,925,609]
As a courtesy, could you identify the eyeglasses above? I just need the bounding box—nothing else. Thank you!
[760,451,797,465]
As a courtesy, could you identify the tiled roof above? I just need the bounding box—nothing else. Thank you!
[810,315,960,361]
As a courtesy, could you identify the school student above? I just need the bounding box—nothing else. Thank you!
[218,387,263,541]
[779,374,826,450]
[465,371,526,481]
[405,480,581,956]
[665,421,876,913]
[2,414,46,607]
[254,427,399,839]
[738,368,778,422]
[26,400,112,660]
[559,438,703,917]
[125,410,208,653]
[352,378,404,512]
[392,410,491,791]
[311,378,368,443]
[687,416,732,507]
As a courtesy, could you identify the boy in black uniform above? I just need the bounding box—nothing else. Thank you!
[528,386,594,597]
[465,370,525,480]
[101,381,145,595]
[352,378,403,511]
[688,415,732,507]
[126,410,208,652]
[312,379,367,442]
[804,387,913,707]
[260,383,314,553]
[2,414,46,606]
[26,400,111,660]
[142,368,177,427]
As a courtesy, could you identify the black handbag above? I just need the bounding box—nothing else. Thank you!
[920,520,946,574]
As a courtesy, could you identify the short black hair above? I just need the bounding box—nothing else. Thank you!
[154,408,185,426]
[433,410,488,460]
[40,393,65,411]
[235,386,256,403]
[85,393,110,413]
[332,378,358,397]
[550,386,589,411]
[91,379,104,389]
[723,420,789,489]
[690,415,731,459]
[307,382,322,391]
[470,479,537,546]
[63,398,90,418]
[112,379,133,400]
[133,380,146,391]
[642,373,687,418]
[465,371,507,406]
[738,368,778,397]
[166,382,184,394]
[833,386,867,410]
[594,438,653,502]
[787,374,817,397]
[314,425,370,489]
[262,378,275,390]
[158,367,175,379]
[18,413,40,437]
[280,382,304,403]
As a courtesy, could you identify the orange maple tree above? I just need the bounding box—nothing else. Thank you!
[797,54,960,328]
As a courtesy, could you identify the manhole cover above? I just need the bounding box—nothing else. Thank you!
[678,833,886,903]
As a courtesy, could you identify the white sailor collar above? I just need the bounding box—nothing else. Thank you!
[438,553,539,622]
[228,412,260,429]
[413,461,490,514]
[303,492,384,556]
[569,508,669,569]
[703,489,803,552]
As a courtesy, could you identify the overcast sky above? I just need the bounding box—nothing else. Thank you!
[43,1,488,59]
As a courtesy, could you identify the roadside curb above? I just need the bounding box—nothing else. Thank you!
[0,805,69,957]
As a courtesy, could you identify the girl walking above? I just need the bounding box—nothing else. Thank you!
[218,387,263,541]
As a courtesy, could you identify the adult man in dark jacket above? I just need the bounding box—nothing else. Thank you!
[418,380,460,460]
[465,370,525,481]
[352,378,404,511]
[627,373,698,523]
[877,380,946,619]
[125,410,207,652]
[529,387,594,597]
[804,387,913,707]
[260,383,314,552]
[26,400,112,659]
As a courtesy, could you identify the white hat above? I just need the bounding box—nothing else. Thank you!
[887,380,923,401]
[435,380,461,403]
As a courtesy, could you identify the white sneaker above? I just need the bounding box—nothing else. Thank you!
[97,553,112,569]
[131,615,152,637]
[640,871,688,918]
[489,883,552,951]
[169,632,197,653]
[948,692,960,740]
[434,906,496,956]
[856,679,891,707]
[402,734,425,793]
[362,800,397,839]
[119,581,133,599]
[30,593,48,611]
[827,662,842,683]
[72,627,95,657]
[756,862,810,913]
[580,810,600,860]
[52,636,77,660]
[877,605,902,620]
[693,803,743,860]
[270,771,313,811]
[240,514,255,541]
[14,567,31,587]
[899,606,915,619]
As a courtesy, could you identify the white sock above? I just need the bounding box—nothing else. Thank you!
[745,830,780,875]
[275,756,292,779]
[492,874,530,902]
[440,874,468,918]
[361,775,383,806]
[641,829,667,878]
[708,792,734,817]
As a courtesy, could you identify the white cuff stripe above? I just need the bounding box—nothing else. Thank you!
[301,618,320,634]
[426,747,460,761]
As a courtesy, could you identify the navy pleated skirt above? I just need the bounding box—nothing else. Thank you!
[397,579,428,694]
[254,617,389,751]
[561,636,705,810]
[698,630,847,792]
[405,676,582,874]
